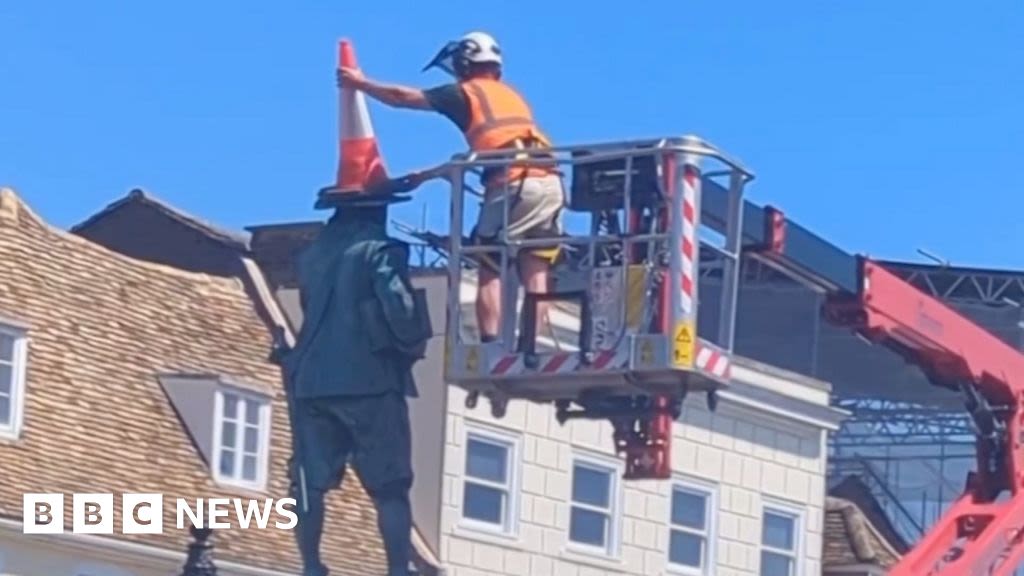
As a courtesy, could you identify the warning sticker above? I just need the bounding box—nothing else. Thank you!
[465,346,480,373]
[672,322,695,367]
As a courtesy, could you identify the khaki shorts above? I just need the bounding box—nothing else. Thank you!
[473,173,565,264]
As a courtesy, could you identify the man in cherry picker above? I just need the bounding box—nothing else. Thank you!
[339,31,565,343]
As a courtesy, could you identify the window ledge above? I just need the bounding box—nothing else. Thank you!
[210,476,269,496]
[451,521,523,550]
[560,544,625,572]
[0,427,21,443]
[666,563,710,576]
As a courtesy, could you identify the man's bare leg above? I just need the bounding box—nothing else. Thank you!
[477,253,552,342]
[520,252,552,338]
[477,265,502,341]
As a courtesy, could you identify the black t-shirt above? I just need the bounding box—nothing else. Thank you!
[423,84,470,132]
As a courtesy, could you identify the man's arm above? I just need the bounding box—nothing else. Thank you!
[340,67,431,110]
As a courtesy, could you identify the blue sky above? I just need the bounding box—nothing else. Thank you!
[2,1,1022,268]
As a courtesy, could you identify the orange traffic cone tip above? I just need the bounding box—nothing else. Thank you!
[339,39,357,70]
[319,38,390,202]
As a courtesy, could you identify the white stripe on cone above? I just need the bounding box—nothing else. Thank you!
[341,85,375,140]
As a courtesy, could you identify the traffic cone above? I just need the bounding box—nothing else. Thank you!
[319,39,389,200]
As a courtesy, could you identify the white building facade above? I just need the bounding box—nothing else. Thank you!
[436,356,845,576]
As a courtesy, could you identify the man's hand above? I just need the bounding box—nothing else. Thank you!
[388,165,452,194]
[338,66,366,89]
[409,165,451,186]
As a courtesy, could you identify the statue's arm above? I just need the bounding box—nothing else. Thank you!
[370,242,432,359]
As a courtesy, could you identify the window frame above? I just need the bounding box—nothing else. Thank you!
[458,422,522,537]
[0,323,28,441]
[211,387,272,491]
[567,452,623,558]
[759,500,805,576]
[666,476,718,575]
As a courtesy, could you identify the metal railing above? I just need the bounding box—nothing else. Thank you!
[441,135,754,356]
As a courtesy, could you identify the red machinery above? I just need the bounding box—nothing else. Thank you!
[753,206,1024,576]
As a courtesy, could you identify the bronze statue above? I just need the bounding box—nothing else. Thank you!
[276,181,431,576]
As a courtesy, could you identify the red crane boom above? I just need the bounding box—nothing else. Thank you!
[753,205,1024,576]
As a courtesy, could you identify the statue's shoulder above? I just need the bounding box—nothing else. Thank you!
[361,235,410,259]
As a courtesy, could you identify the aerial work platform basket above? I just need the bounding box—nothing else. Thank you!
[439,135,753,478]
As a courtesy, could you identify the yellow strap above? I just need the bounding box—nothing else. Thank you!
[529,246,561,262]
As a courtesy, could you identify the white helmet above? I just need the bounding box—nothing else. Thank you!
[423,31,503,78]
[458,32,503,65]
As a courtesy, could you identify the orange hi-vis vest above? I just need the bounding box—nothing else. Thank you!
[460,78,556,185]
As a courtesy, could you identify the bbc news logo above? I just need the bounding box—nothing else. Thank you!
[23,493,298,534]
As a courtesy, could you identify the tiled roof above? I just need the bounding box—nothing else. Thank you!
[73,188,251,251]
[828,474,910,554]
[245,222,325,290]
[0,188,387,574]
[823,495,903,569]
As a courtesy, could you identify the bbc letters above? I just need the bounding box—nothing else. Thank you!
[23,493,298,534]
